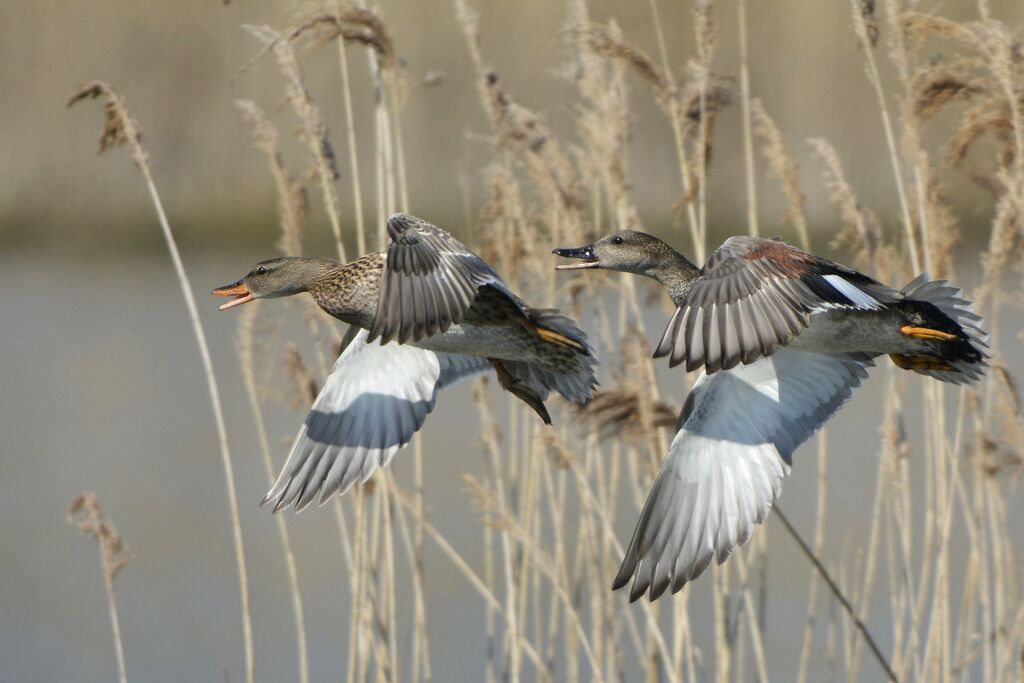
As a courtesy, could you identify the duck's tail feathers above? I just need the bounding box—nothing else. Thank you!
[504,308,598,404]
[503,355,598,406]
[897,273,989,385]
[526,308,593,356]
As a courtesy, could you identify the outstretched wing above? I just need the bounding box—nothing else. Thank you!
[263,329,489,512]
[655,236,893,372]
[613,347,874,602]
[368,213,526,344]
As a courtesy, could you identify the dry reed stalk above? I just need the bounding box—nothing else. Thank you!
[360,484,385,681]
[237,304,311,683]
[849,0,921,272]
[691,0,715,262]
[390,485,551,677]
[731,552,770,683]
[68,82,255,683]
[472,378,525,681]
[775,507,899,682]
[276,4,400,251]
[737,0,759,237]
[559,433,678,678]
[330,16,368,254]
[795,435,828,683]
[387,468,429,682]
[234,97,321,683]
[644,0,704,258]
[67,493,132,683]
[407,437,431,683]
[379,474,400,682]
[465,474,607,682]
[846,400,893,683]
[245,25,347,262]
[853,11,962,676]
[349,0,398,252]
[346,484,368,683]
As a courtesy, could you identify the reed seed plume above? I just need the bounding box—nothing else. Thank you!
[948,97,1018,169]
[572,17,643,241]
[751,99,810,248]
[573,390,678,442]
[810,138,886,272]
[235,6,396,81]
[67,493,132,683]
[68,83,143,163]
[910,60,987,122]
[236,99,309,257]
[582,26,669,108]
[679,75,733,130]
[899,11,977,46]
[291,5,397,69]
[976,169,1024,312]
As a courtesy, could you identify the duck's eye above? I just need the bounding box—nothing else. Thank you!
[255,266,267,275]
[612,235,624,245]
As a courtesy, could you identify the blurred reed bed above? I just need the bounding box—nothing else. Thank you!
[70,0,1023,681]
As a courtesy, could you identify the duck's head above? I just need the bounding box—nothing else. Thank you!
[212,257,321,310]
[553,230,674,275]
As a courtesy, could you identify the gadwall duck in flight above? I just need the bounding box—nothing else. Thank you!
[555,230,987,601]
[215,213,596,512]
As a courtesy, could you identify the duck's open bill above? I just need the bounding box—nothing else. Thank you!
[552,245,600,270]
[212,280,254,310]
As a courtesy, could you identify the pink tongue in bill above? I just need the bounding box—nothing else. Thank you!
[554,260,599,270]
[212,282,255,310]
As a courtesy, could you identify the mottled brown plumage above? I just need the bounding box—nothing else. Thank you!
[215,213,597,423]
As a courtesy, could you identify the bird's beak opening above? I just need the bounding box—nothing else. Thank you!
[212,280,255,311]
[553,245,600,270]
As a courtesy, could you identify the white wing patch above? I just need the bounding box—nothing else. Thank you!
[614,348,873,601]
[263,329,488,512]
[820,274,882,310]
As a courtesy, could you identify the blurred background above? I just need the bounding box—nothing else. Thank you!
[3,1,1023,681]
[5,0,1021,252]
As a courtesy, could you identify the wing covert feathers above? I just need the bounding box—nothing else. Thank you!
[369,213,524,345]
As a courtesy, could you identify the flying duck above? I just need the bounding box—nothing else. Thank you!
[555,230,987,601]
[214,213,597,512]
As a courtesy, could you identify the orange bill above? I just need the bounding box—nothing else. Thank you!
[212,280,254,311]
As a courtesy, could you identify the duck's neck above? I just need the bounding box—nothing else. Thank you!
[308,252,385,328]
[642,246,700,306]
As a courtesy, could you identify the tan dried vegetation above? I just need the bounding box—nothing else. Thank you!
[69,1,1023,682]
